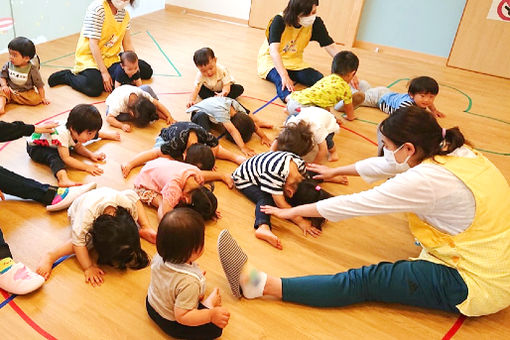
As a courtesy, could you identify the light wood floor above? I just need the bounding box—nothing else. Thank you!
[1,8,509,339]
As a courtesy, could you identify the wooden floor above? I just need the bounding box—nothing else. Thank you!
[1,8,510,339]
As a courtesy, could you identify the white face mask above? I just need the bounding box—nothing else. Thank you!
[383,144,411,172]
[299,14,316,27]
[112,0,129,10]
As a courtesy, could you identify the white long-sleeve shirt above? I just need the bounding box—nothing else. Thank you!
[316,147,476,235]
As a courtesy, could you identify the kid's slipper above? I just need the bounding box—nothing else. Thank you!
[47,182,97,212]
[217,229,247,298]
[0,262,45,295]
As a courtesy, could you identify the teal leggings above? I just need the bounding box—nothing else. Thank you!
[282,260,468,313]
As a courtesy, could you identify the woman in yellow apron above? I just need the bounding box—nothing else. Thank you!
[258,0,347,102]
[219,106,510,317]
[48,0,152,97]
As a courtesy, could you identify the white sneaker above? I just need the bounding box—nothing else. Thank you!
[46,182,97,212]
[0,262,45,295]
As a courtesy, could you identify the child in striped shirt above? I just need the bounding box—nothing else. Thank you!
[232,151,321,250]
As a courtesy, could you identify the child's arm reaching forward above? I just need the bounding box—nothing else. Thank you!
[153,99,176,125]
[57,145,104,176]
[74,244,105,287]
[106,114,132,132]
[428,103,445,118]
[121,147,165,178]
[73,143,106,163]
[249,115,272,147]
[187,84,201,108]
[222,121,256,157]
[37,86,50,105]
[271,195,321,237]
[201,170,234,189]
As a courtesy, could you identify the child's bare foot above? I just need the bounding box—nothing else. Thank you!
[57,178,81,187]
[121,164,132,178]
[328,151,339,162]
[258,120,274,129]
[203,287,222,308]
[36,254,54,280]
[139,228,156,244]
[255,225,282,250]
[330,175,349,185]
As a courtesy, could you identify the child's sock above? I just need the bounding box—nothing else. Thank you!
[240,263,267,299]
[0,257,14,274]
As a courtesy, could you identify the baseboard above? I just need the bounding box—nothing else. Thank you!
[354,40,447,66]
[165,4,248,26]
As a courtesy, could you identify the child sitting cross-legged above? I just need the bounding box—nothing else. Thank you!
[187,96,272,157]
[36,187,154,286]
[146,208,230,339]
[26,104,120,187]
[121,121,246,178]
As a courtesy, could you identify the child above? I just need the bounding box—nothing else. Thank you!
[147,208,229,339]
[0,37,49,114]
[133,158,232,221]
[113,51,142,88]
[356,76,445,118]
[232,151,320,250]
[121,121,245,178]
[105,84,175,132]
[26,104,120,187]
[286,51,362,121]
[187,96,272,157]
[285,179,332,230]
[36,187,153,286]
[272,106,340,163]
[187,47,244,108]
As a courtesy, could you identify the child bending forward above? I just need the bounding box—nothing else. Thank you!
[37,187,154,286]
[147,208,229,339]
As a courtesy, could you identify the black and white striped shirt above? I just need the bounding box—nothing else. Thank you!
[82,0,130,40]
[232,151,306,195]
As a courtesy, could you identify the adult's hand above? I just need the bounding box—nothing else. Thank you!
[281,73,295,93]
[101,71,113,92]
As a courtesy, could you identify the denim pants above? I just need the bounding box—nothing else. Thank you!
[239,185,275,229]
[266,67,324,102]
[282,260,468,313]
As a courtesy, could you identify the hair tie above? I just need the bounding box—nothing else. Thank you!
[315,185,321,191]
[441,128,446,138]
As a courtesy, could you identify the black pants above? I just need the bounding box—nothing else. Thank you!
[66,59,153,97]
[146,297,222,340]
[190,111,212,132]
[0,166,56,205]
[198,84,244,100]
[0,229,12,259]
[26,144,66,177]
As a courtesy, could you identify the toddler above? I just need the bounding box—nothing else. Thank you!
[147,208,229,339]
[133,158,232,221]
[272,106,340,163]
[286,51,362,121]
[113,51,142,88]
[26,104,120,187]
[36,187,153,286]
[285,179,332,230]
[187,47,244,108]
[105,84,175,132]
[187,96,272,157]
[121,121,245,178]
[0,37,49,114]
[232,151,320,250]
[356,76,444,118]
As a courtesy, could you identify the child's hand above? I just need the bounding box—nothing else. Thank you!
[84,266,105,287]
[1,85,10,96]
[241,146,256,157]
[121,123,131,132]
[41,98,50,105]
[91,152,106,162]
[260,136,272,147]
[210,307,230,328]
[297,219,322,237]
[166,116,175,125]
[85,164,104,176]
[222,174,234,189]
[191,171,204,185]
[433,110,446,118]
[111,131,121,141]
[215,90,228,97]
[186,100,195,108]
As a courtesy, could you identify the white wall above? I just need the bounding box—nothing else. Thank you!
[165,0,251,20]
[129,0,165,17]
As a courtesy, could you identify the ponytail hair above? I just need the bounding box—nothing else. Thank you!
[285,178,332,229]
[379,106,468,162]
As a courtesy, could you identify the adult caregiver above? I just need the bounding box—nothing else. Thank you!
[219,106,510,317]
[48,0,152,97]
[257,0,357,102]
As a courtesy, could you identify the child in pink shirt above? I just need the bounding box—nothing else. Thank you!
[133,158,232,221]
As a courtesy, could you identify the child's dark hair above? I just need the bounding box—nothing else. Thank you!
[380,106,467,163]
[176,185,217,221]
[66,104,103,133]
[283,0,319,27]
[8,37,36,59]
[408,76,439,95]
[157,208,205,264]
[331,51,359,76]
[226,111,255,143]
[184,143,215,170]
[193,47,215,67]
[286,179,332,229]
[277,120,314,156]
[131,97,158,127]
[89,207,150,270]
[120,51,138,64]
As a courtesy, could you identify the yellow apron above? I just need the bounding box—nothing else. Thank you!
[73,0,130,74]
[257,15,313,78]
[408,149,510,316]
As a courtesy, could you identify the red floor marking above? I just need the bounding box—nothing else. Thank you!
[0,289,57,340]
[442,315,467,340]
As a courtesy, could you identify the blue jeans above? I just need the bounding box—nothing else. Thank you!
[282,260,468,313]
[266,67,324,102]
[239,185,275,229]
